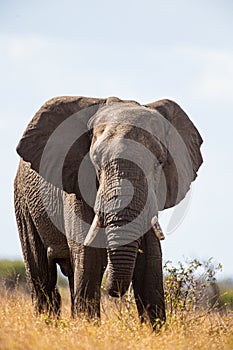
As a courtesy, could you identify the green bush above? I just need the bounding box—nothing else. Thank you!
[0,260,27,292]
[218,279,233,310]
[0,260,25,276]
[0,260,68,292]
[163,258,223,318]
[220,290,233,309]
[1,258,232,314]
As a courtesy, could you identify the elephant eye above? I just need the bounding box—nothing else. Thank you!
[91,152,101,169]
[91,153,101,180]
[93,154,98,164]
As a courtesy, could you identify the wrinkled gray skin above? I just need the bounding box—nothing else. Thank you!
[14,96,203,328]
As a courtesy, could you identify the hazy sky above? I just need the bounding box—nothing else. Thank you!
[1,0,233,278]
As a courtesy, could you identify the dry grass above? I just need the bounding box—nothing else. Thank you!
[0,290,233,350]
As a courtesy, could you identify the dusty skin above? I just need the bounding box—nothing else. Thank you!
[14,96,203,328]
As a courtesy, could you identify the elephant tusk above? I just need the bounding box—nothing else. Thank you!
[151,216,165,240]
[84,214,101,246]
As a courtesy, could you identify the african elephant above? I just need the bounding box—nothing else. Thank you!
[14,96,203,327]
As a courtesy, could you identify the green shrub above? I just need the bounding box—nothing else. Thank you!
[220,289,233,309]
[0,260,25,276]
[164,258,223,319]
[0,260,27,292]
[218,280,233,310]
[0,260,68,292]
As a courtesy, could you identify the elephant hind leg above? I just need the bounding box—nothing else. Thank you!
[15,207,61,316]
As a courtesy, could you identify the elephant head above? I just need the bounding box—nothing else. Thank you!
[16,96,203,298]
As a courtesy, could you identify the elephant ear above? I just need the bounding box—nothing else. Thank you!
[17,96,106,194]
[145,99,203,210]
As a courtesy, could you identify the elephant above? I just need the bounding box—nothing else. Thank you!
[14,96,203,328]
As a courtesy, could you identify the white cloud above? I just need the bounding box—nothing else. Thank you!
[2,34,47,61]
[2,33,233,105]
[190,49,233,102]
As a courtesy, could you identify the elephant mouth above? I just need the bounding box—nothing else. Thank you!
[84,213,165,247]
[83,211,164,298]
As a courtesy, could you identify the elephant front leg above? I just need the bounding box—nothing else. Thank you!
[132,230,166,329]
[72,245,107,319]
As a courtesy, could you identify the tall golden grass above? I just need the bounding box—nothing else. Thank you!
[0,289,232,350]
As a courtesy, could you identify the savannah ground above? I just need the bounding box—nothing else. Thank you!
[0,287,233,350]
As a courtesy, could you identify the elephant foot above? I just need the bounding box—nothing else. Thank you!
[33,287,62,318]
[73,295,101,320]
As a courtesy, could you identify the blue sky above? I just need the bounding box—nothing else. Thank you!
[1,0,233,278]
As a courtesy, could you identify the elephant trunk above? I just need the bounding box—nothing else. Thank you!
[84,213,140,296]
[98,159,148,297]
[105,240,139,297]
